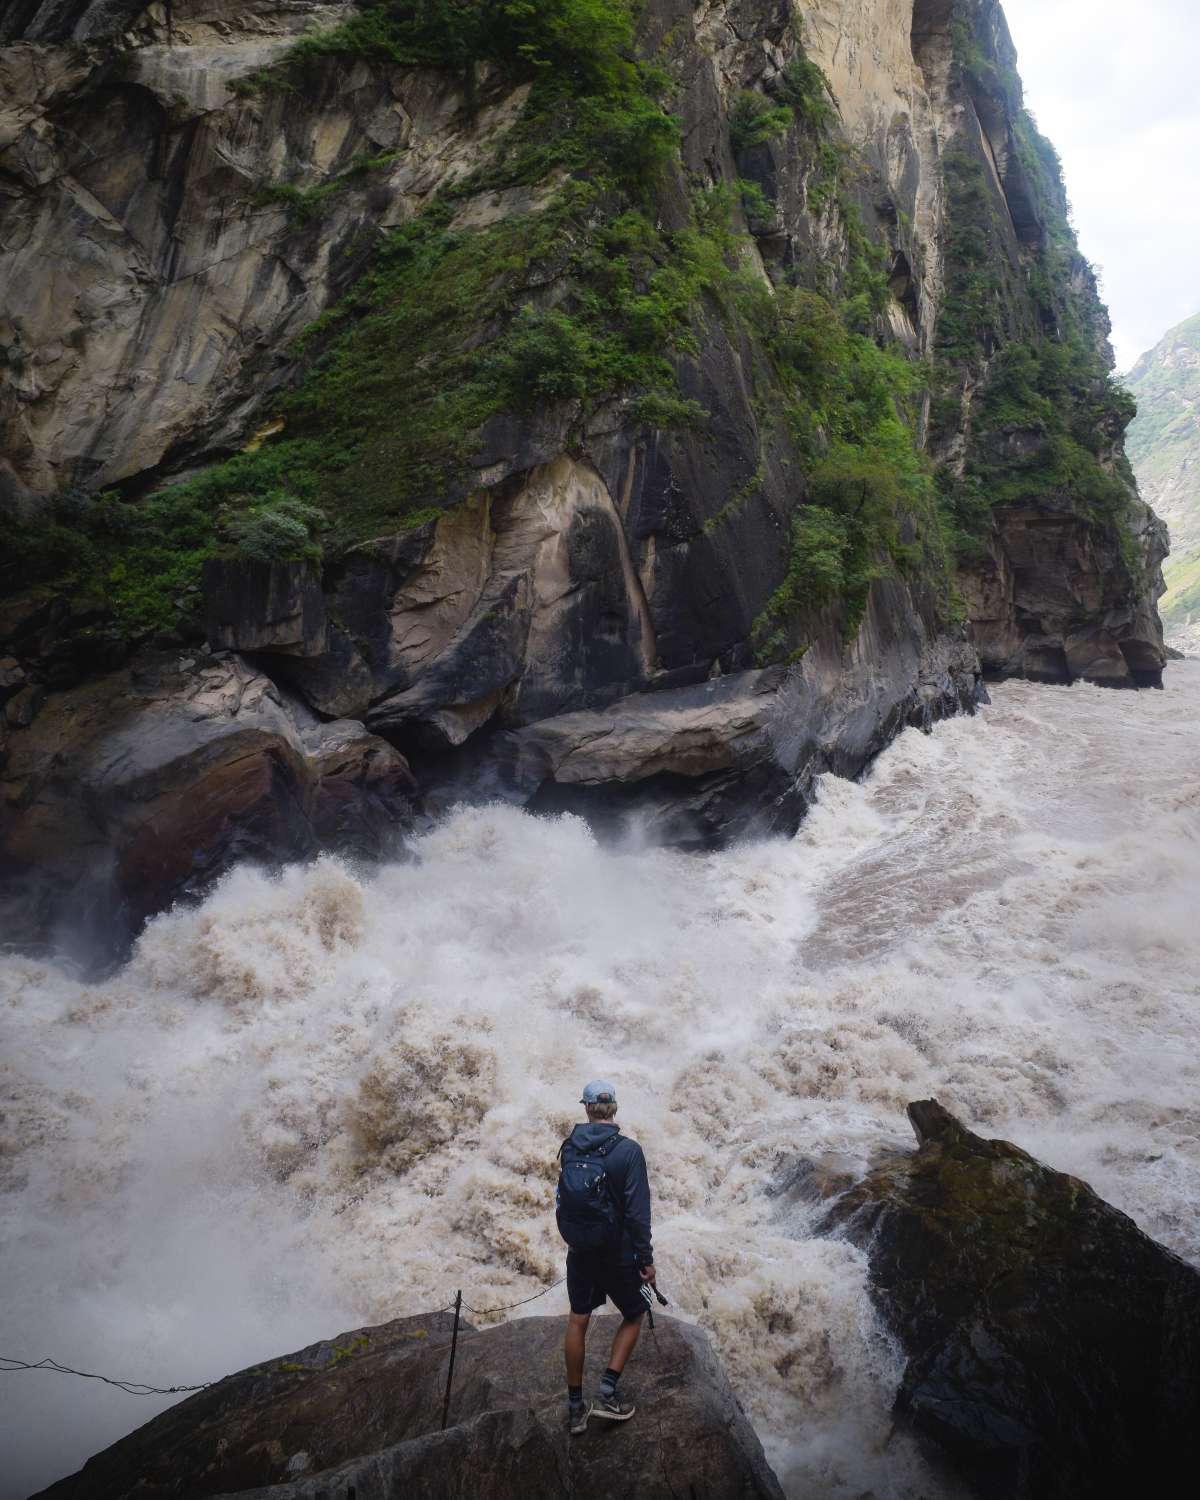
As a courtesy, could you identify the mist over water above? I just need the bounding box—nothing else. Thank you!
[3,665,1199,1499]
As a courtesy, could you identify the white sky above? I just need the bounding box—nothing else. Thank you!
[1000,0,1200,370]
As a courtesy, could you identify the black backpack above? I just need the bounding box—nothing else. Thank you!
[556,1132,622,1252]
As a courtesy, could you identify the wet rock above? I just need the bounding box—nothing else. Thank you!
[490,667,801,846]
[0,654,27,696]
[822,1100,1200,1500]
[425,583,982,848]
[35,1310,784,1500]
[0,655,416,965]
[4,681,44,726]
[304,717,418,859]
[768,1152,860,1208]
[203,559,327,657]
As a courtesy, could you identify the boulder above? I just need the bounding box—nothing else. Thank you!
[265,624,375,721]
[361,458,652,751]
[482,666,806,847]
[203,559,327,658]
[822,1100,1200,1499]
[3,679,43,725]
[303,717,419,856]
[0,653,25,694]
[0,654,417,965]
[35,1310,785,1500]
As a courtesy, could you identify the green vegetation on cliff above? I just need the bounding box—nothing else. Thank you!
[932,11,1141,573]
[10,0,683,632]
[10,0,949,652]
[237,0,648,104]
[744,282,946,651]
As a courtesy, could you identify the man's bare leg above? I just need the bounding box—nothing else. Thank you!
[607,1315,643,1374]
[590,1315,643,1421]
[565,1310,590,1387]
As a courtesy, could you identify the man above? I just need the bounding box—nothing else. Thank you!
[557,1079,655,1436]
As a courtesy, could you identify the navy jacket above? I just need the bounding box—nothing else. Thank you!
[562,1123,653,1266]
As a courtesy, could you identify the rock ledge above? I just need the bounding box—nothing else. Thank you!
[36,1310,784,1500]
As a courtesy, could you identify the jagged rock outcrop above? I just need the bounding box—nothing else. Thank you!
[428,583,980,844]
[0,1,1166,952]
[35,1310,786,1499]
[822,1100,1200,1500]
[960,492,1168,685]
[0,649,415,964]
[1126,310,1200,654]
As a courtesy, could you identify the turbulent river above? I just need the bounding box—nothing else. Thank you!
[3,664,1199,1498]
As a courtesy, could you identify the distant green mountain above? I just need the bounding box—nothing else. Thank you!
[1126,313,1200,650]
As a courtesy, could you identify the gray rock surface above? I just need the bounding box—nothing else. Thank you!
[204,559,328,657]
[962,494,1169,686]
[0,653,415,965]
[35,1310,785,1500]
[0,1,520,507]
[822,1100,1200,1499]
[432,584,982,847]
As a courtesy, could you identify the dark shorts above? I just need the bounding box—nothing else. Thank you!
[566,1251,648,1321]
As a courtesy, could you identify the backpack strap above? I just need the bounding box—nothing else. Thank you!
[557,1127,622,1163]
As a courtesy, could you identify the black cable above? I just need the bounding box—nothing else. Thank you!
[460,1276,565,1316]
[0,1355,210,1397]
[1,1275,571,1398]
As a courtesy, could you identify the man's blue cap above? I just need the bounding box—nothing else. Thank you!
[580,1079,617,1105]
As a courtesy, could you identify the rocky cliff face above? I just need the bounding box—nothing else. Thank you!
[0,1,1165,954]
[902,0,1167,686]
[1126,311,1200,653]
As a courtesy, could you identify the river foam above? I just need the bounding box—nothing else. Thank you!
[3,664,1199,1497]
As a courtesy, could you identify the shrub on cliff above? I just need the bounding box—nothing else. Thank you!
[729,90,793,152]
[775,53,835,134]
[226,494,327,564]
[275,0,642,101]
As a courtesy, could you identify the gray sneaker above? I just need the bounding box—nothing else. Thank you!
[590,1391,635,1421]
[569,1402,590,1435]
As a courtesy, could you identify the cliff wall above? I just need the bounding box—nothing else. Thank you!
[1126,311,1200,653]
[0,1,1166,955]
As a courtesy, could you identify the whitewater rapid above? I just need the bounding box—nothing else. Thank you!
[3,664,1199,1498]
